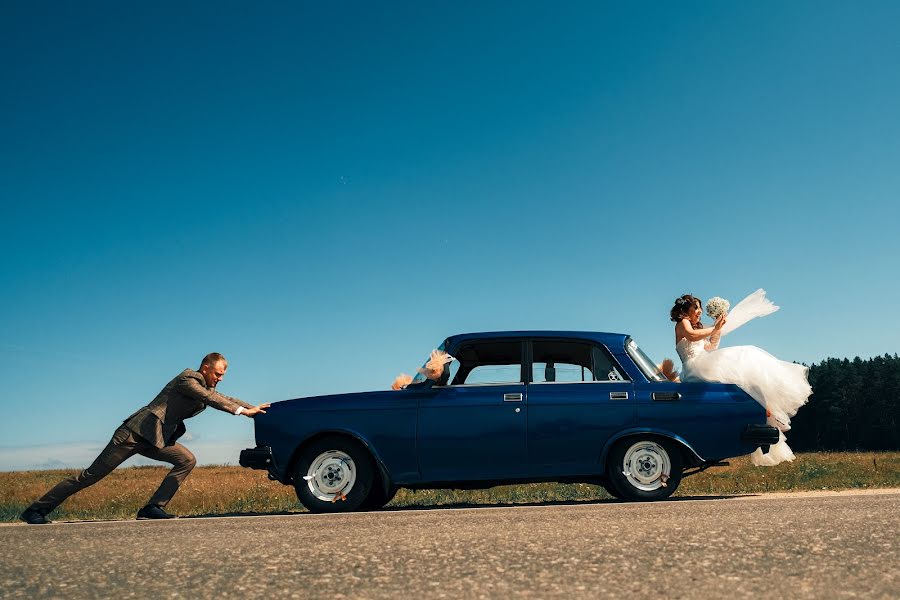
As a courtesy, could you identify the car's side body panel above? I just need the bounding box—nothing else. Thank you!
[255,391,420,482]
[251,331,770,489]
[525,381,636,476]
[417,383,529,480]
[633,380,765,460]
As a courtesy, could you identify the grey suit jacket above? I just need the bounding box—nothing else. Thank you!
[123,369,254,448]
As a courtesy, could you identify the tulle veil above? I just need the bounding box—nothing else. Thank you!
[720,288,779,337]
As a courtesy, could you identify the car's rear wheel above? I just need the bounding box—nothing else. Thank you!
[608,437,682,501]
[293,437,375,513]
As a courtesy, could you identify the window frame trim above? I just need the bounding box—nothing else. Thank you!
[525,338,632,384]
[444,338,527,386]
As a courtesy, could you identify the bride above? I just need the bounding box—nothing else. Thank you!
[671,290,812,466]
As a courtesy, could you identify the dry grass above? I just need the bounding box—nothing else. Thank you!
[0,466,297,522]
[3,452,898,522]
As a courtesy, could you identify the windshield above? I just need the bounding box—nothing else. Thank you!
[625,338,667,382]
[409,340,449,386]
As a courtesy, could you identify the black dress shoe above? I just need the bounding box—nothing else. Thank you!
[136,504,178,520]
[20,508,51,525]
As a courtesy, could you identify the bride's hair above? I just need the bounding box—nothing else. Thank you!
[670,294,702,324]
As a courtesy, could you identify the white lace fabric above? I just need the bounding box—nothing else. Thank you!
[676,338,705,363]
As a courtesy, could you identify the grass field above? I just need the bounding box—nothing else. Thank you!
[3,452,898,522]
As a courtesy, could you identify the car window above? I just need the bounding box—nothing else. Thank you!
[532,341,593,382]
[444,359,461,384]
[465,364,522,384]
[449,341,523,385]
[592,346,629,382]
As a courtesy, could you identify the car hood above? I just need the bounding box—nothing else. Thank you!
[268,389,412,412]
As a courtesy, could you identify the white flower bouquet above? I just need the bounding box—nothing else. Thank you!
[706,296,730,319]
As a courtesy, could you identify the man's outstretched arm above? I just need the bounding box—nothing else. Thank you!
[175,373,269,417]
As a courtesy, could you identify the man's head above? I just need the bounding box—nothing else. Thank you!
[199,352,228,388]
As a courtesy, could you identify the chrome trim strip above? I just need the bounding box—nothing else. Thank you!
[528,380,632,385]
[443,382,525,388]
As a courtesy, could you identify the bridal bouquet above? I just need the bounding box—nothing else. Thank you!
[706,296,730,319]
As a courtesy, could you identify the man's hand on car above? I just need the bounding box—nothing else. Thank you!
[243,403,271,417]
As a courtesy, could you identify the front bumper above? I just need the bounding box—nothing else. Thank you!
[741,424,780,453]
[239,445,275,470]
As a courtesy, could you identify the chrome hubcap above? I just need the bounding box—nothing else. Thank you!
[306,450,356,501]
[622,441,671,491]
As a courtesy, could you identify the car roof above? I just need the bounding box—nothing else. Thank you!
[445,331,630,350]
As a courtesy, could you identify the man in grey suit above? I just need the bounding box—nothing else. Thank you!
[20,352,270,524]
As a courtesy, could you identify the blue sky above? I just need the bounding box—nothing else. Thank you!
[2,1,899,471]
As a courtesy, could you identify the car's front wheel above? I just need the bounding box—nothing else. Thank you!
[293,437,375,513]
[601,481,624,500]
[608,437,682,501]
[361,483,398,510]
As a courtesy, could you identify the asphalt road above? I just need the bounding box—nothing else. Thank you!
[2,490,898,599]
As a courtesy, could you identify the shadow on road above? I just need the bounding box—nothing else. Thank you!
[375,493,754,512]
[2,494,760,524]
[179,493,755,519]
[180,510,303,519]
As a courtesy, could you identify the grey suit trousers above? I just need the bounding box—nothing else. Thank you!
[28,425,196,514]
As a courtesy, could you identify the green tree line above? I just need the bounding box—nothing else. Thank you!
[790,354,900,451]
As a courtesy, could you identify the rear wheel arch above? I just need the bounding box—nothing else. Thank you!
[607,435,684,501]
[287,431,392,491]
[600,430,703,474]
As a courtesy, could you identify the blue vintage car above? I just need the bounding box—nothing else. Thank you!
[240,331,779,511]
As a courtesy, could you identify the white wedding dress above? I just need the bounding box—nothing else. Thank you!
[676,289,812,466]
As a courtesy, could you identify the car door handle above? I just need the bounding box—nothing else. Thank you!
[503,393,523,402]
[652,392,682,401]
[609,392,629,400]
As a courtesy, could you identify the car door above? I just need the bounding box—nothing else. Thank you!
[417,339,528,481]
[526,339,635,476]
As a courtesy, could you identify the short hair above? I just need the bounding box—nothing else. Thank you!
[200,352,227,368]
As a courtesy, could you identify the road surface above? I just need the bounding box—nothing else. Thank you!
[2,489,897,598]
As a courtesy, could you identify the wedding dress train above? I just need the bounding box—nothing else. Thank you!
[676,289,812,466]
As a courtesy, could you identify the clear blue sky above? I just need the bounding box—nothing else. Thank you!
[2,1,898,470]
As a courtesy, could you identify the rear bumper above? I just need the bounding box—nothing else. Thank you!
[741,424,780,448]
[239,445,275,470]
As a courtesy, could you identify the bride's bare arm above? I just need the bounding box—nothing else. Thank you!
[677,317,725,343]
